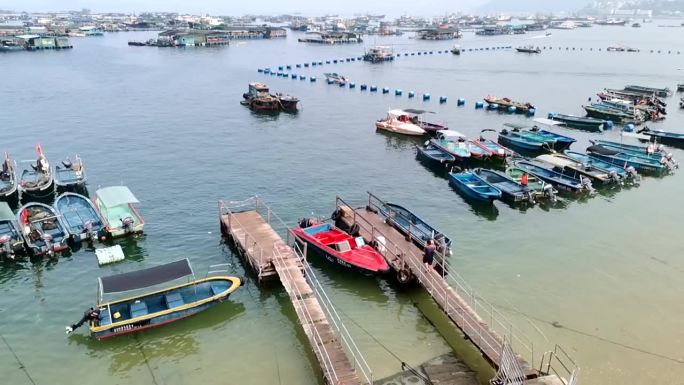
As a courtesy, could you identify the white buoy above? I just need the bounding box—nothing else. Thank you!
[96,245,125,265]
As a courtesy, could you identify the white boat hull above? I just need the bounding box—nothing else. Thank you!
[375,121,426,136]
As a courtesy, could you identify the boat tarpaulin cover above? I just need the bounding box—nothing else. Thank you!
[403,109,434,115]
[96,186,139,208]
[99,259,192,293]
[0,202,15,221]
[587,145,619,156]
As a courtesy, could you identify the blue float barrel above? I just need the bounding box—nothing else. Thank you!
[312,62,317,66]
[527,108,536,117]
[382,87,390,94]
[623,123,635,132]
[408,91,415,98]
[333,59,338,63]
[278,66,284,70]
[327,79,335,84]
[318,61,323,65]
[423,93,431,101]
[457,98,466,106]
[326,60,331,64]
[507,106,517,113]
[439,96,447,103]
[299,75,306,80]
[370,85,378,92]
[270,71,276,76]
[291,74,297,79]
[264,68,271,74]
[286,65,291,70]
[339,82,346,87]
[360,84,367,90]
[488,103,499,110]
[605,120,614,129]
[304,63,309,67]
[395,89,403,96]
[475,101,484,109]
[296,64,301,68]
[548,112,556,119]
[310,76,316,82]
[257,68,263,73]
[349,82,355,88]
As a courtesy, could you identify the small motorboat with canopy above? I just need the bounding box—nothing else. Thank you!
[70,259,242,339]
[375,109,427,136]
[0,202,25,259]
[94,186,144,238]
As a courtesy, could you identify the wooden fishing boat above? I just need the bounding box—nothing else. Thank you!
[293,222,389,275]
[586,145,674,175]
[55,193,106,243]
[515,45,541,53]
[484,95,535,113]
[513,160,593,194]
[19,145,54,199]
[534,154,619,185]
[416,143,456,169]
[0,152,18,202]
[497,128,548,153]
[16,202,70,256]
[275,93,299,112]
[76,259,242,339]
[375,199,453,256]
[0,202,25,259]
[448,171,502,203]
[548,113,605,132]
[431,131,474,161]
[94,186,144,238]
[505,167,557,201]
[623,85,671,98]
[376,110,426,136]
[241,82,298,112]
[564,151,640,182]
[637,128,684,149]
[473,168,535,204]
[54,155,87,191]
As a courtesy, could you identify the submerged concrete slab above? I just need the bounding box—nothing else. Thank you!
[375,354,478,385]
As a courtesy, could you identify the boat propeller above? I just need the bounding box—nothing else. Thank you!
[580,177,595,194]
[526,190,536,204]
[607,170,620,184]
[41,233,54,257]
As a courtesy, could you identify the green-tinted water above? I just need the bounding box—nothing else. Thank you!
[1,23,683,385]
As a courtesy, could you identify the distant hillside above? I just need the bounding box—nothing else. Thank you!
[478,0,590,13]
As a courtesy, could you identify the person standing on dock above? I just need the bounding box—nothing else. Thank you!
[424,239,436,270]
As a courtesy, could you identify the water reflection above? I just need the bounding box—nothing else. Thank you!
[447,185,499,221]
[68,300,245,374]
[377,130,424,151]
[305,253,389,304]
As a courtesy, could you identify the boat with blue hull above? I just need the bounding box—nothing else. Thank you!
[473,168,535,204]
[586,145,673,175]
[505,167,558,201]
[371,195,453,256]
[55,193,106,244]
[54,155,87,192]
[638,128,684,149]
[448,171,502,202]
[430,131,472,162]
[513,160,593,194]
[17,202,70,256]
[1,152,18,202]
[19,145,54,200]
[564,151,640,182]
[591,139,664,155]
[534,154,619,185]
[416,143,455,170]
[504,123,576,151]
[293,222,389,275]
[0,202,25,259]
[76,259,243,340]
[548,113,605,132]
[498,128,549,153]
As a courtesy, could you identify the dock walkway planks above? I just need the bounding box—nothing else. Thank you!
[220,206,363,385]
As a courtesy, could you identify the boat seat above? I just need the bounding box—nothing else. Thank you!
[129,300,148,318]
[210,284,224,296]
[165,292,184,309]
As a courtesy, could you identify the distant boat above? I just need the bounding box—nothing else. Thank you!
[81,259,243,339]
[515,45,541,54]
[363,46,394,62]
[17,202,70,256]
[0,202,25,259]
[623,85,671,98]
[293,222,390,275]
[324,72,349,84]
[637,127,684,149]
[94,186,144,238]
[448,170,502,203]
[548,113,605,132]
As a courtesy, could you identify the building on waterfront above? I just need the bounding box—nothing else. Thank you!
[157,30,230,46]
[415,26,462,40]
[13,34,72,50]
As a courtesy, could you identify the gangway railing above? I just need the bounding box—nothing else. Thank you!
[224,196,373,384]
[219,198,272,279]
[539,345,579,385]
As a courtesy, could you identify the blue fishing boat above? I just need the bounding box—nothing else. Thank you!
[448,171,502,202]
[0,202,25,259]
[564,151,640,182]
[476,129,516,161]
[473,168,535,204]
[591,139,664,155]
[504,123,576,151]
[548,113,605,132]
[638,128,684,149]
[54,155,87,192]
[513,160,593,194]
[373,196,453,255]
[94,186,144,238]
[497,128,548,153]
[54,193,106,243]
[69,259,243,340]
[416,143,455,169]
[16,202,70,256]
[586,145,673,175]
[534,154,619,185]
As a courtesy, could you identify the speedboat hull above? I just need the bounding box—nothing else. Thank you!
[376,120,426,136]
[448,171,502,202]
[55,193,106,243]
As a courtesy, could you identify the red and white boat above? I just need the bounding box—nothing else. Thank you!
[293,222,390,275]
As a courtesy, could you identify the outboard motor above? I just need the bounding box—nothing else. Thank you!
[543,184,557,202]
[82,220,96,243]
[625,166,640,182]
[41,233,54,257]
[607,170,620,184]
[580,177,595,194]
[526,190,536,205]
[62,159,73,169]
[0,235,13,259]
[121,216,135,233]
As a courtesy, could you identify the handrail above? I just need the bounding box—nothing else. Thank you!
[539,345,579,384]
[335,194,535,368]
[218,199,271,277]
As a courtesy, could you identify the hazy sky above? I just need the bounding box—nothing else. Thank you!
[1,0,485,16]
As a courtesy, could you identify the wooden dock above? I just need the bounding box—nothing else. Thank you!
[219,198,370,385]
[334,194,576,385]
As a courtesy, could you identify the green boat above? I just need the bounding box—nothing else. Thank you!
[505,166,557,201]
[583,105,636,124]
[548,113,605,132]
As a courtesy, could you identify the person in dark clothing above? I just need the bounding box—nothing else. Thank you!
[66,307,100,334]
[423,239,436,269]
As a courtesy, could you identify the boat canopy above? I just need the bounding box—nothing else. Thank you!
[0,202,15,221]
[99,259,194,294]
[96,186,139,208]
[438,130,467,139]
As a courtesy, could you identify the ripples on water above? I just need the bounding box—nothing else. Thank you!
[1,25,684,385]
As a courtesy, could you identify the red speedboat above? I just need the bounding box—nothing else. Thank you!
[293,222,390,275]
